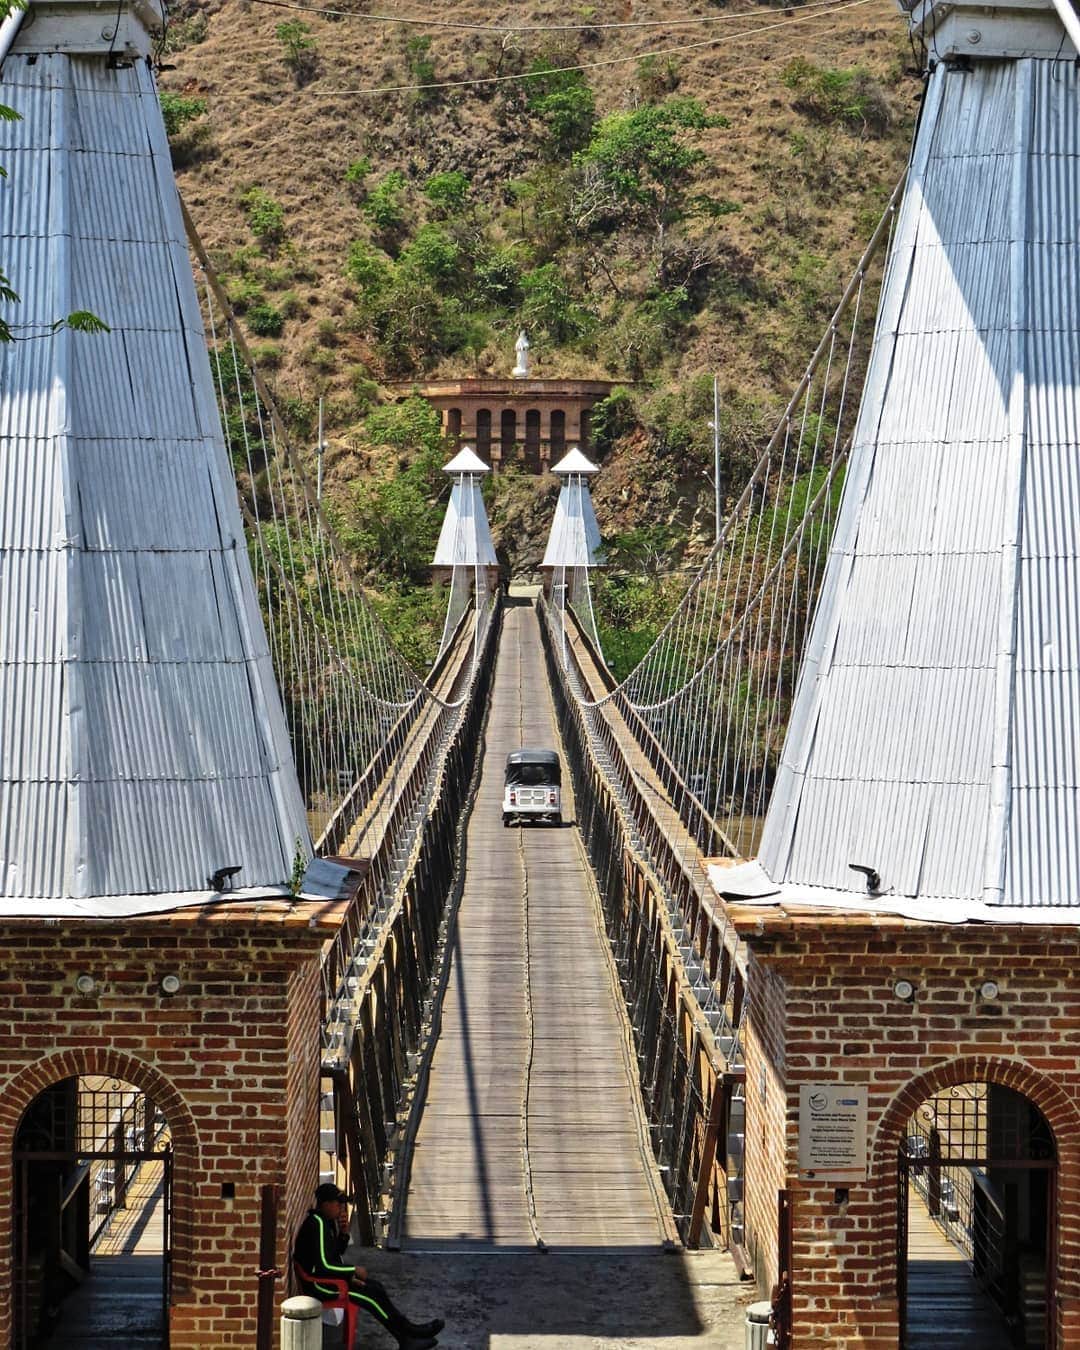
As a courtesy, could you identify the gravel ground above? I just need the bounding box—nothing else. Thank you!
[321,1247,757,1350]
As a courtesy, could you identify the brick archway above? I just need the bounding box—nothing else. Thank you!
[0,1048,200,1344]
[871,1054,1080,1344]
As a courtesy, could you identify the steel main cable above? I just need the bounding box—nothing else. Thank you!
[248,0,871,34]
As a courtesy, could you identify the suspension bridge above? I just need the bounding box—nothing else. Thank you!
[2,0,1079,1343]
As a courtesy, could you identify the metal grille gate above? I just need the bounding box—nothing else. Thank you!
[897,1084,1056,1350]
[13,1079,172,1349]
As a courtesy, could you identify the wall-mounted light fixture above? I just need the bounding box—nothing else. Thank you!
[979,980,1000,1001]
[160,974,182,996]
[74,973,97,996]
[893,978,916,1003]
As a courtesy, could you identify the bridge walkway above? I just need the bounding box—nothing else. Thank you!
[906,1184,1013,1349]
[400,601,674,1250]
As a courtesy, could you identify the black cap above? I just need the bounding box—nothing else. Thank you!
[315,1182,348,1203]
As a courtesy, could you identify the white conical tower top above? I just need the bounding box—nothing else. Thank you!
[0,0,310,911]
[433,448,497,567]
[542,448,602,567]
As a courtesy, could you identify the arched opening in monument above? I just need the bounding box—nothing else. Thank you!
[898,1082,1055,1350]
[500,408,518,462]
[445,406,462,441]
[550,408,566,459]
[13,1076,172,1349]
[476,408,491,460]
[579,406,591,450]
[524,408,541,471]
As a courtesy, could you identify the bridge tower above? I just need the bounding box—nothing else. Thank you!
[714,1,1080,1343]
[0,1,330,1344]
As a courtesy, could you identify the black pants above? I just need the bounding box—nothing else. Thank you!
[345,1276,413,1341]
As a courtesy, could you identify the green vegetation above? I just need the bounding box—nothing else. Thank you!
[275,19,318,85]
[240,188,287,254]
[782,58,891,134]
[159,91,206,138]
[526,59,596,155]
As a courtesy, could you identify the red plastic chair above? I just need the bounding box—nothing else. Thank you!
[294,1261,358,1349]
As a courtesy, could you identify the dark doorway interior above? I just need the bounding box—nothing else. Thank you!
[524,409,541,472]
[899,1083,1055,1350]
[500,409,518,463]
[13,1077,172,1349]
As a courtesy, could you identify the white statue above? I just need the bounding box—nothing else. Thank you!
[512,330,530,379]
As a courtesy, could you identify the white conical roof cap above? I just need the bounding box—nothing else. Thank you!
[442,446,489,475]
[552,447,598,475]
[542,472,602,568]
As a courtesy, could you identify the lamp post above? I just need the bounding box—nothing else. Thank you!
[707,372,721,547]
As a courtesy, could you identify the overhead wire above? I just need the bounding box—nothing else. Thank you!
[224,0,881,97]
[248,0,869,33]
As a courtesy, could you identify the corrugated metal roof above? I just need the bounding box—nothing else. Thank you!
[756,57,1080,919]
[0,45,310,904]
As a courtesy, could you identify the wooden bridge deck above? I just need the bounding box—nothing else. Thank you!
[401,601,674,1250]
[905,1184,1012,1349]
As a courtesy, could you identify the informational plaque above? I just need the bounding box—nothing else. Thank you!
[797,1084,868,1181]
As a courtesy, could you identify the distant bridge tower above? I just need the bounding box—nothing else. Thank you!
[0,0,309,906]
[432,446,498,587]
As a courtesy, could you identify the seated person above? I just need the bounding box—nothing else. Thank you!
[294,1183,444,1350]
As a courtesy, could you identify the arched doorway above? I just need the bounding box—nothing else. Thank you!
[445,407,462,442]
[13,1076,172,1348]
[898,1082,1055,1349]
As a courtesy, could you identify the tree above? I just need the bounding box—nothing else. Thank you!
[526,59,595,156]
[573,97,726,277]
[275,19,318,86]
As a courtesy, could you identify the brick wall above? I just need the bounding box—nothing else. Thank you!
[0,912,327,1350]
[739,919,1080,1348]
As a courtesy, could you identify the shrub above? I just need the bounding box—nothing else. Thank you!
[424,170,470,215]
[159,91,206,137]
[398,224,461,284]
[246,301,284,336]
[345,240,392,295]
[240,187,286,254]
[636,54,681,102]
[781,59,891,134]
[251,342,283,369]
[276,20,318,85]
[474,245,524,307]
[364,395,444,453]
[404,34,437,105]
[362,170,408,246]
[225,274,264,312]
[520,263,593,344]
[344,156,372,198]
[589,387,636,458]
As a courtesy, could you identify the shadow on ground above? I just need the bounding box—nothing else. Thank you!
[325,1248,754,1349]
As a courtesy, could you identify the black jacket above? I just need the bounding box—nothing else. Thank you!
[293,1210,356,1286]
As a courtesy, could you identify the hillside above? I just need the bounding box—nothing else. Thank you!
[161,0,921,665]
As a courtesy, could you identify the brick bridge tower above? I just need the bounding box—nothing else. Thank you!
[0,1,337,1344]
[707,3,1080,1344]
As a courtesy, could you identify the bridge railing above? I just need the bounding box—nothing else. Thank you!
[541,595,747,1253]
[319,600,502,1242]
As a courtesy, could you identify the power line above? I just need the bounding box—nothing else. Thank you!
[249,0,866,35]
[248,0,880,97]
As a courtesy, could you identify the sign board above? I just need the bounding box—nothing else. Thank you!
[797,1084,868,1182]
